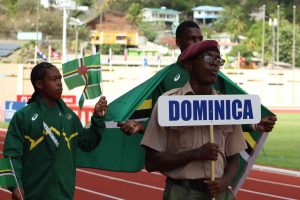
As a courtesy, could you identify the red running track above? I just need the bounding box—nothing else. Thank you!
[0,130,299,200]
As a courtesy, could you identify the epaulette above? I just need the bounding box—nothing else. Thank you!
[162,88,180,96]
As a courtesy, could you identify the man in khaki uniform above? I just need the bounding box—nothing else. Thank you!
[141,40,247,200]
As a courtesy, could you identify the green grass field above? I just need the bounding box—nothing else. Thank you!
[1,113,299,170]
[255,113,300,170]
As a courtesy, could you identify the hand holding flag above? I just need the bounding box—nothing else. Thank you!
[94,96,107,117]
[62,54,102,108]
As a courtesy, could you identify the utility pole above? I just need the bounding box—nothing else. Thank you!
[292,5,296,105]
[62,4,67,63]
[261,5,265,67]
[34,0,40,65]
[276,5,280,66]
[292,5,296,69]
[54,0,88,63]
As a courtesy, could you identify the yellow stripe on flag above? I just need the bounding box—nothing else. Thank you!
[137,99,152,110]
[243,132,256,149]
[0,170,12,173]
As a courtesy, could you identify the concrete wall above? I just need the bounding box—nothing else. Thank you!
[0,63,299,108]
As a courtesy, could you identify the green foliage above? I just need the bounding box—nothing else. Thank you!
[100,44,124,55]
[18,41,36,63]
[0,0,300,67]
[138,22,165,42]
[244,21,263,52]
[126,3,143,25]
[217,6,248,42]
[15,0,37,15]
[228,44,253,63]
[76,0,94,7]
[0,15,14,37]
[0,0,17,15]
[39,10,63,39]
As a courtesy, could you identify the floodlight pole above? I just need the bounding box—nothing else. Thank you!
[269,18,277,69]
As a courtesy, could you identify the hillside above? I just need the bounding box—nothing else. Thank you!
[101,12,137,32]
[84,10,139,33]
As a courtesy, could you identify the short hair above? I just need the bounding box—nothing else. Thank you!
[28,62,56,104]
[176,21,200,39]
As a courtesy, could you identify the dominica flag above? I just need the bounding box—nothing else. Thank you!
[76,62,274,194]
[0,158,16,187]
[62,54,102,108]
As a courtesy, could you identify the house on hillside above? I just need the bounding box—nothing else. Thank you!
[141,7,180,27]
[192,5,224,24]
[83,11,139,52]
[90,30,139,51]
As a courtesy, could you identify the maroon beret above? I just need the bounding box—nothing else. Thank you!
[179,40,219,63]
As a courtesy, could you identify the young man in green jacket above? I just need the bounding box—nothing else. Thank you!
[4,62,107,200]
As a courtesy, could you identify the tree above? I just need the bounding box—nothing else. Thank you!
[138,22,165,42]
[216,6,248,42]
[126,3,143,25]
[39,10,63,39]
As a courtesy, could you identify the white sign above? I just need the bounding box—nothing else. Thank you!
[158,95,261,127]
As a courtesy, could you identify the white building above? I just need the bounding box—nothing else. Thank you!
[141,7,180,27]
[192,5,224,24]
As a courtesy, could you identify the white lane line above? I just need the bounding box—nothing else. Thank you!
[142,170,300,189]
[240,188,297,200]
[253,165,300,177]
[247,177,300,189]
[75,186,124,200]
[77,169,164,191]
[80,169,300,199]
[0,184,123,200]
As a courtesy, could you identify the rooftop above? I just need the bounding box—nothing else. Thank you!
[142,7,181,14]
[192,6,224,11]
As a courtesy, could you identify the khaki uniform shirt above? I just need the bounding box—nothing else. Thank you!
[141,82,247,180]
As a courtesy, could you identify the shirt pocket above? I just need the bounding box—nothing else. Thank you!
[167,126,194,153]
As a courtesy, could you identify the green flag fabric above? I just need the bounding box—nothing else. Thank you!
[76,64,274,193]
[77,65,173,171]
[62,54,102,108]
[0,158,16,188]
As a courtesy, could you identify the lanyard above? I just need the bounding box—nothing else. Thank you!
[43,121,59,148]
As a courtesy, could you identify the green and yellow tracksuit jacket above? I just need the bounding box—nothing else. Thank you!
[4,97,105,200]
